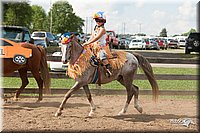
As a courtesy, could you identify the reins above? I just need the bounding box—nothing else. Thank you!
[69,37,85,65]
[71,48,84,65]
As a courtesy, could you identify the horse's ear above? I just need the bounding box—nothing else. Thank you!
[70,34,75,39]
[70,34,79,43]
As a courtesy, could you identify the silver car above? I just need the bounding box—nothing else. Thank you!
[31,31,58,47]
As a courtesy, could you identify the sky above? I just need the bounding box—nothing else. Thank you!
[4,0,200,36]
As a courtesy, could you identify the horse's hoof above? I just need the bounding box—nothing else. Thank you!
[88,111,94,117]
[13,97,19,101]
[117,111,125,116]
[136,106,143,113]
[36,100,41,103]
[55,112,62,117]
[117,113,122,116]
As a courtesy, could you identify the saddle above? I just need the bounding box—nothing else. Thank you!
[90,52,118,67]
[90,52,118,86]
[109,51,118,59]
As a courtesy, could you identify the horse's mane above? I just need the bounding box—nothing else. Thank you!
[68,46,93,79]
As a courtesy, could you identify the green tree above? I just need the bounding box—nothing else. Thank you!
[160,28,167,37]
[181,28,197,36]
[31,5,47,32]
[49,1,84,34]
[3,1,32,28]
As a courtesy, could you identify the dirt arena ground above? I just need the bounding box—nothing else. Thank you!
[2,95,198,133]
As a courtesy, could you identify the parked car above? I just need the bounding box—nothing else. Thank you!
[144,38,150,49]
[119,38,126,49]
[53,34,62,47]
[49,52,68,72]
[33,39,47,48]
[49,61,68,72]
[1,25,33,43]
[168,40,179,49]
[128,38,146,49]
[149,41,160,50]
[31,31,58,47]
[185,33,200,54]
[144,38,160,50]
[0,38,32,65]
[106,30,119,49]
[175,36,187,47]
[125,38,131,49]
[166,38,173,44]
[178,39,186,47]
[156,39,168,50]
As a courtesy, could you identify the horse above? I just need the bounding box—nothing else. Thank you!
[2,43,51,102]
[55,34,159,117]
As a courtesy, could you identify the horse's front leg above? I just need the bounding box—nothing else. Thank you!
[83,85,96,117]
[55,82,82,117]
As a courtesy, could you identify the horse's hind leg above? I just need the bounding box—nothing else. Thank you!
[14,69,29,100]
[117,76,143,115]
[55,81,82,117]
[31,69,43,102]
[132,84,143,113]
[83,85,96,117]
[117,76,134,115]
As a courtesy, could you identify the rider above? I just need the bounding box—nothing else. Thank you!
[83,11,112,77]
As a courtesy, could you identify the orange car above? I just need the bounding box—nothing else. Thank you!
[0,38,32,65]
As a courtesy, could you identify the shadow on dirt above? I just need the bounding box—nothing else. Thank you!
[106,113,196,123]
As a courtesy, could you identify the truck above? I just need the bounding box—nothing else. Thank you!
[1,25,33,43]
[1,26,33,65]
[106,30,119,49]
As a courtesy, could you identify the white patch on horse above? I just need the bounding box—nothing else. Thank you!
[61,44,67,63]
[118,102,129,115]
[88,100,96,117]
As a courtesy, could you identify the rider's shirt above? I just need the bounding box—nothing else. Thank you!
[94,25,107,47]
[91,25,112,59]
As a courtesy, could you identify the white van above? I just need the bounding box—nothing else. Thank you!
[31,31,58,47]
[178,39,186,47]
[128,38,146,49]
[174,36,187,47]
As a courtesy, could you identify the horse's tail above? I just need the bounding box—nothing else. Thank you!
[37,46,51,94]
[133,53,159,102]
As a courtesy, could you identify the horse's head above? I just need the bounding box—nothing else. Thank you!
[61,33,73,64]
[61,33,83,64]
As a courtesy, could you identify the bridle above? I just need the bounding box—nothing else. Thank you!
[61,34,84,65]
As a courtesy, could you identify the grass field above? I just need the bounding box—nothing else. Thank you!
[2,67,198,91]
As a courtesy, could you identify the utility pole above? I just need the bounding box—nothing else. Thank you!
[85,17,93,35]
[139,23,142,34]
[197,1,200,32]
[123,23,126,35]
[50,0,52,33]
[85,17,88,35]
[122,22,126,35]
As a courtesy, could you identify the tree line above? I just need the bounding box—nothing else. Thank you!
[2,0,84,34]
[2,1,196,36]
[159,28,197,37]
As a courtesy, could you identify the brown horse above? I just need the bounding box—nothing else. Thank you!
[55,35,159,117]
[2,43,51,102]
